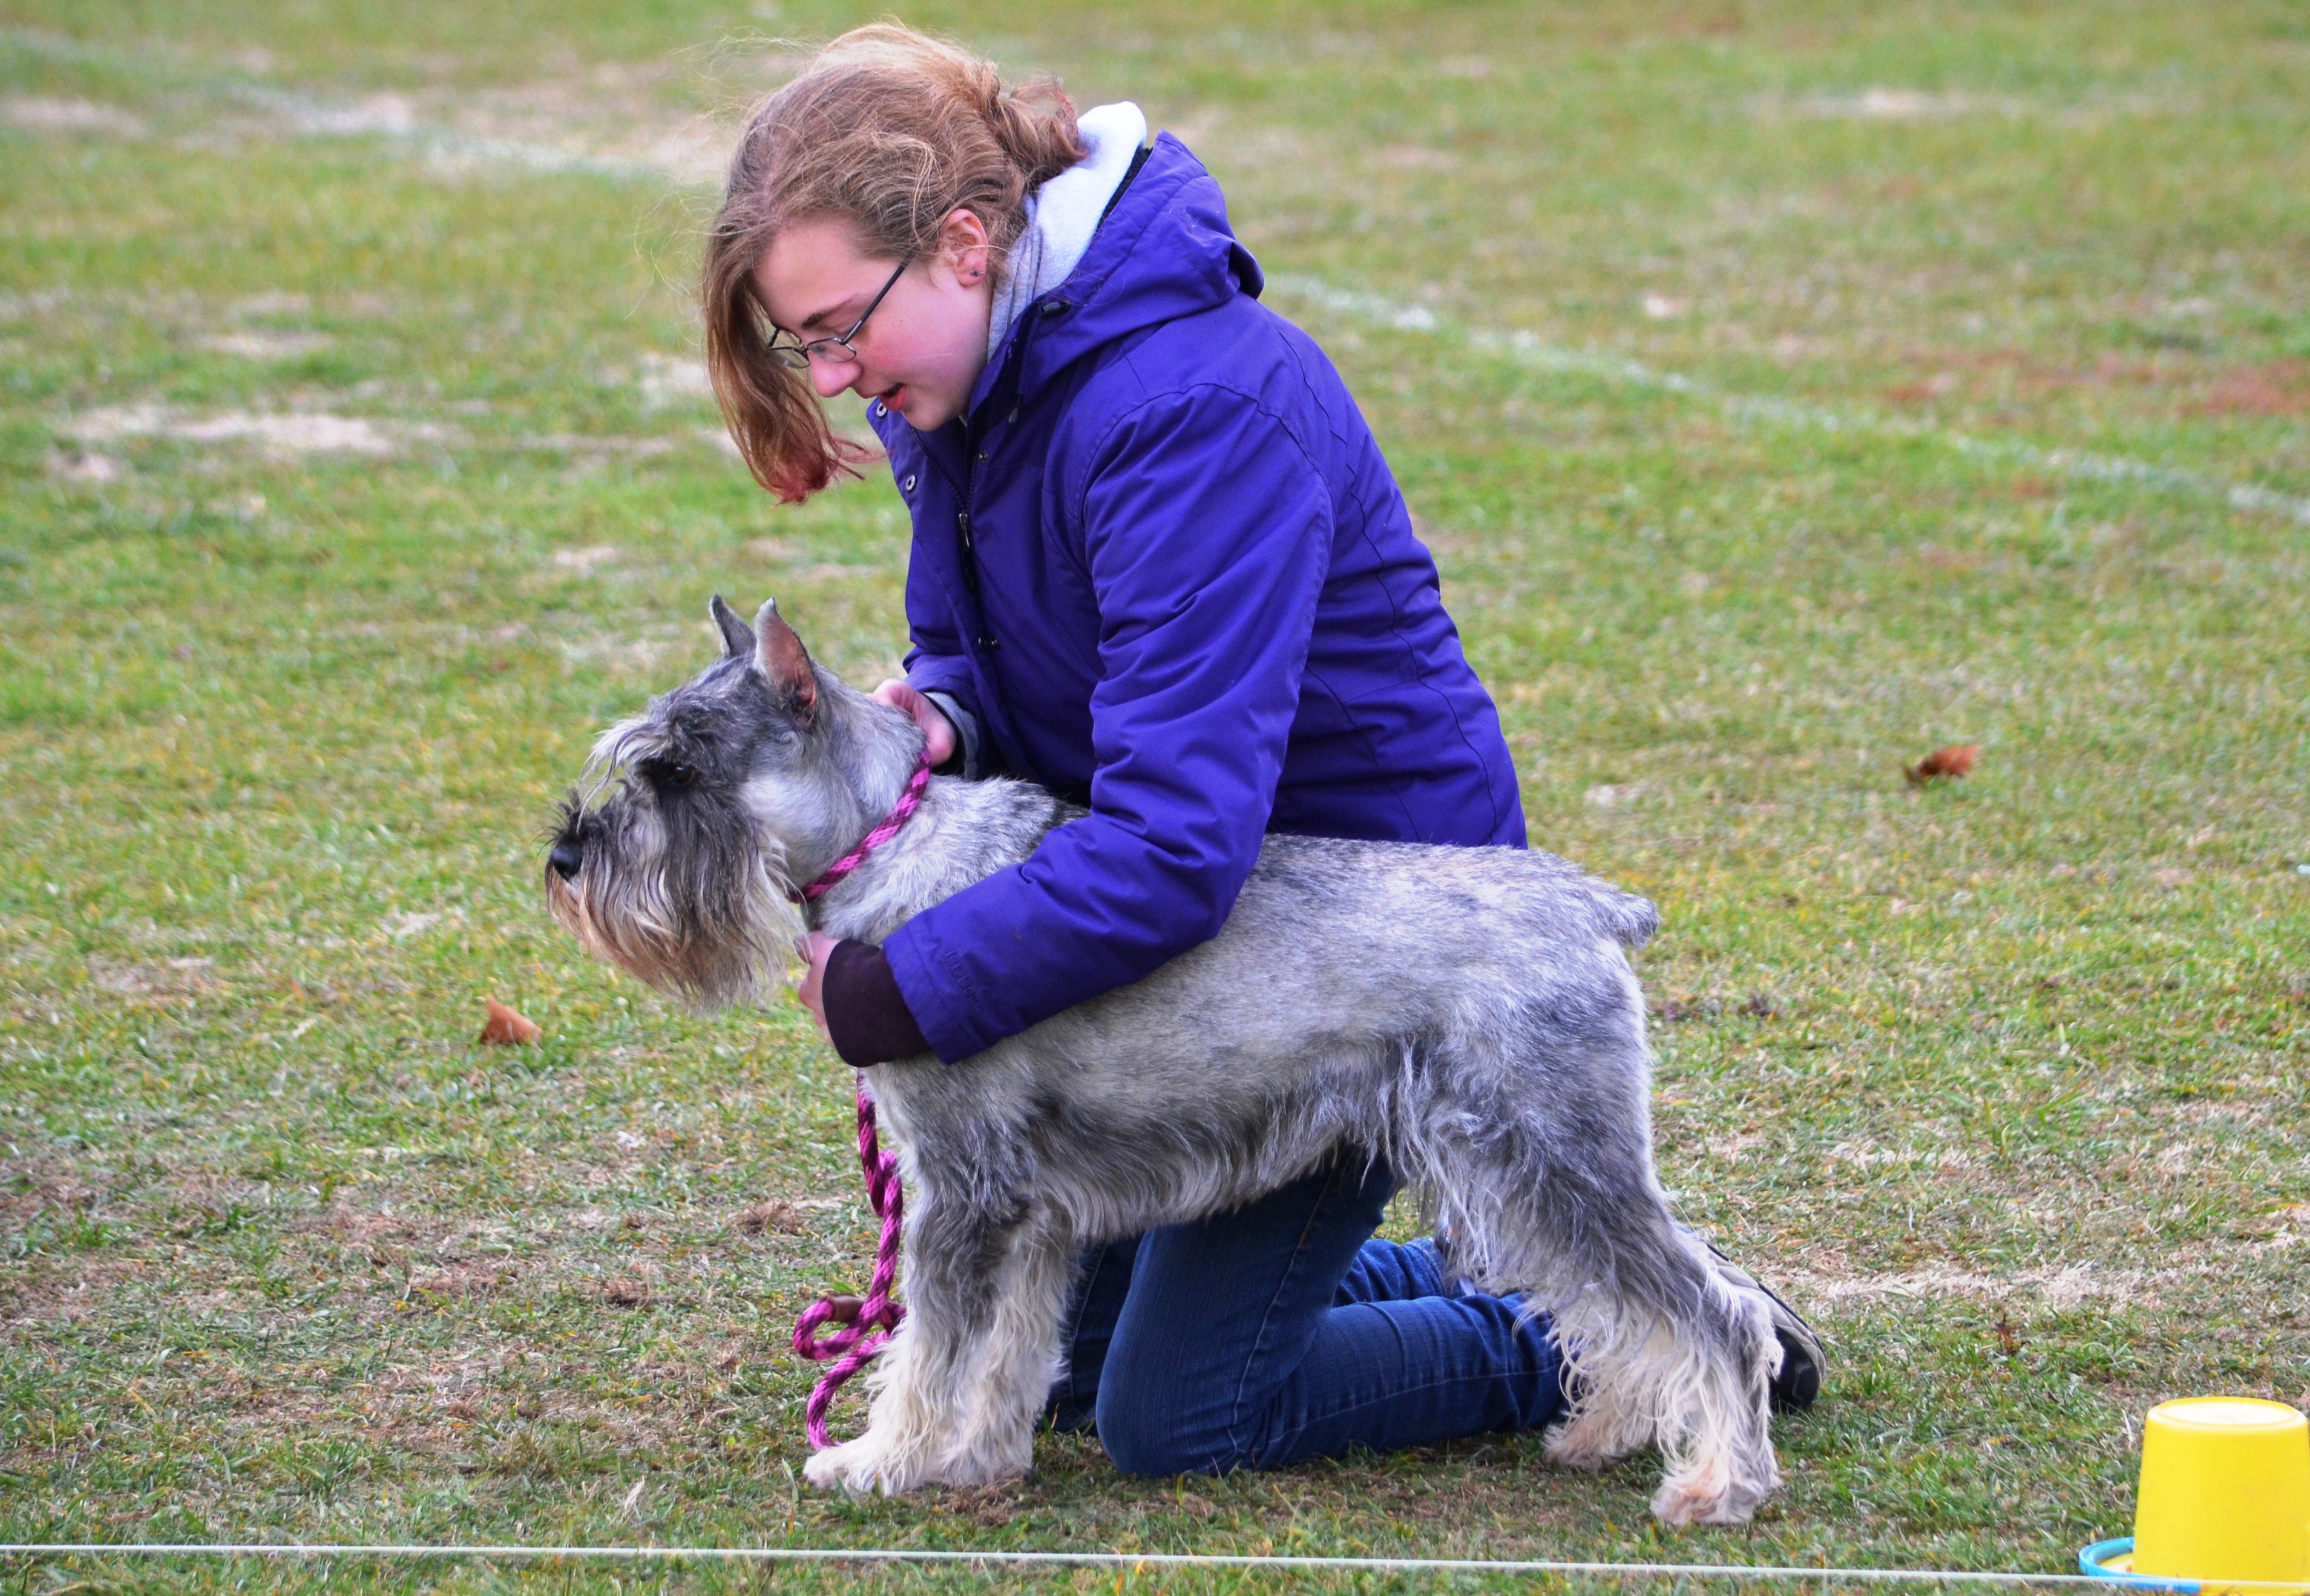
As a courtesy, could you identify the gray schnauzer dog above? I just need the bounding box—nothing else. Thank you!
[545,597,1787,1526]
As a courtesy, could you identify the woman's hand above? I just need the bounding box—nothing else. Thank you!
[793,930,839,1039]
[871,679,958,767]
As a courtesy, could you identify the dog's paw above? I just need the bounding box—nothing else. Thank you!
[1545,1401,1654,1470]
[803,1436,925,1496]
[1648,1449,1776,1527]
[801,1444,861,1493]
[1545,1433,1609,1471]
[1650,1449,1729,1526]
[931,1439,1032,1490]
[1650,1477,1760,1527]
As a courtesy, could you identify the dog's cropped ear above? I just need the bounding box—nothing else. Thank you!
[710,594,753,662]
[752,597,818,724]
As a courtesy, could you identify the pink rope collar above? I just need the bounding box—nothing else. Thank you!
[791,1079,905,1450]
[790,754,933,905]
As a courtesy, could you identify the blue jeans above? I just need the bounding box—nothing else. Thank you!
[1043,1153,1568,1474]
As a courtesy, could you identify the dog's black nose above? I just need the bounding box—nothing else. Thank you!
[548,840,584,881]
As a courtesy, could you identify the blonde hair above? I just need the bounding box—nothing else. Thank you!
[703,25,1087,502]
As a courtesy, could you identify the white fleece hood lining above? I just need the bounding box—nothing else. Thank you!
[986,102,1150,361]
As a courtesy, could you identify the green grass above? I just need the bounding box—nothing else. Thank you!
[2,0,2307,1591]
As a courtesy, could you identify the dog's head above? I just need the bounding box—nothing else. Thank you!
[543,595,889,1008]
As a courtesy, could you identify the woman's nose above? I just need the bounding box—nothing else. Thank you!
[812,359,858,399]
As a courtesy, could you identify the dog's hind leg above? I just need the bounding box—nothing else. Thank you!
[803,1177,1068,1496]
[1421,1018,1781,1526]
[1541,1216,1781,1528]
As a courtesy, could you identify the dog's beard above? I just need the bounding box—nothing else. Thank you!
[546,806,803,1010]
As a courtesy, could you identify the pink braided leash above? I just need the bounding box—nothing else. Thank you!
[790,1078,906,1450]
[791,755,933,904]
[786,754,931,1445]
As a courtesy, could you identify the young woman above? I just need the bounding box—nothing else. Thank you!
[703,24,1820,1477]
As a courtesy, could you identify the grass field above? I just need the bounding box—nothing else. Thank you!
[2,0,2307,1590]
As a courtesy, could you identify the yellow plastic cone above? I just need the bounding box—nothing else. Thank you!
[2086,1398,2310,1592]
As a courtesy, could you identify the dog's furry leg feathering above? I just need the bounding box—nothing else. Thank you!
[804,1116,1075,1494]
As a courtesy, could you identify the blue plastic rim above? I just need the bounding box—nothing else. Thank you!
[2081,1538,2202,1593]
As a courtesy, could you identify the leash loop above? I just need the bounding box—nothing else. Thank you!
[791,1078,905,1450]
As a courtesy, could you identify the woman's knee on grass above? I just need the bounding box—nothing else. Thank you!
[1092,1370,1250,1477]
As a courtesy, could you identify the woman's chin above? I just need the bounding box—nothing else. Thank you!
[897,394,957,430]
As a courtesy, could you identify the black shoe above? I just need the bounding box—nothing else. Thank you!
[1705,1243,1825,1414]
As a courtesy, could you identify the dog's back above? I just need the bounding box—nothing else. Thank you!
[1055,833,1659,1055]
[918,832,1660,1230]
[1253,832,1658,948]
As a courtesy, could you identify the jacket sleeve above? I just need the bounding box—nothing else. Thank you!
[882,385,1332,1062]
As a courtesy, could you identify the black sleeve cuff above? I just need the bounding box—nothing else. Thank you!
[920,690,985,780]
[821,940,932,1067]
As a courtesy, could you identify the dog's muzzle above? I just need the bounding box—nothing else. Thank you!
[548,840,583,880]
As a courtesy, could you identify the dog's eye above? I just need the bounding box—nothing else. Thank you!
[642,759,699,790]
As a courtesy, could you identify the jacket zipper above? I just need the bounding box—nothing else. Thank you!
[916,155,1134,658]
[921,432,997,653]
[926,303,1054,655]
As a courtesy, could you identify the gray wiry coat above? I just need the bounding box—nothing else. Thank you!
[545,600,1786,1528]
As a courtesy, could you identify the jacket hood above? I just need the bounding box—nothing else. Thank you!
[974,134,1264,414]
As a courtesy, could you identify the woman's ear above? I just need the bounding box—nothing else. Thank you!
[937,207,994,288]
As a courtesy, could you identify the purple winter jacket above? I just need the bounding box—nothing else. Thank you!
[873,134,1525,1064]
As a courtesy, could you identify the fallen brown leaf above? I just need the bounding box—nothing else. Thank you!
[603,1277,651,1308]
[1906,744,1980,785]
[479,998,541,1045]
[734,1201,806,1237]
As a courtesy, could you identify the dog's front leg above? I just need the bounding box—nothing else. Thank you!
[802,1309,938,1494]
[938,1205,1073,1486]
[803,1183,1065,1496]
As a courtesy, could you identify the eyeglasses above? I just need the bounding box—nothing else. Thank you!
[766,257,910,371]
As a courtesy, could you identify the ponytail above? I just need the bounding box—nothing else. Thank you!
[980,70,1087,192]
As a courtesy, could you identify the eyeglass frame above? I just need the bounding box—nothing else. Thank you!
[766,256,911,371]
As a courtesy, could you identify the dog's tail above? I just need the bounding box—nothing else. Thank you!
[1590,884,1660,949]
[1505,850,1662,950]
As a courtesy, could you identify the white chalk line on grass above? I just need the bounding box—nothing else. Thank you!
[218,84,697,185]
[1265,276,2310,528]
[0,1542,2232,1586]
[10,24,2304,528]
[0,27,714,185]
